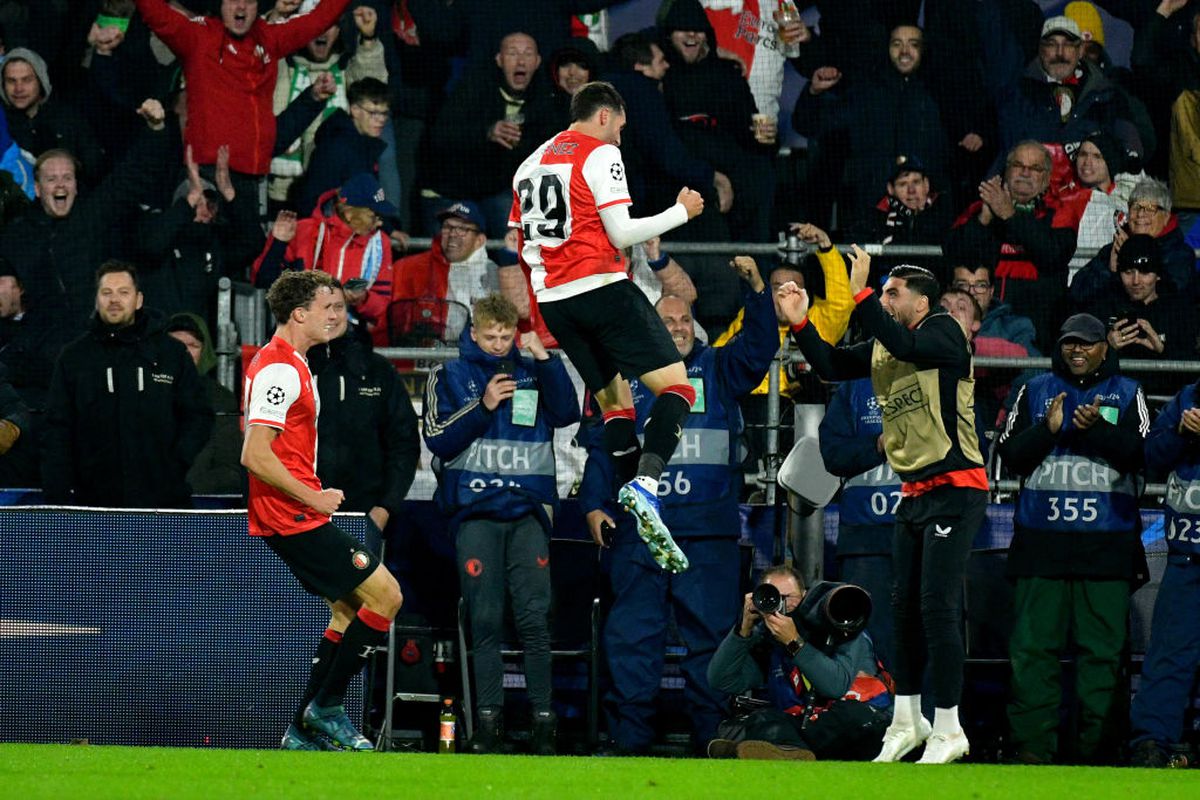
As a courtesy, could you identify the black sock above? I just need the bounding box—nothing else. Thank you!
[313,609,389,709]
[603,414,642,485]
[295,630,340,726]
[637,392,691,481]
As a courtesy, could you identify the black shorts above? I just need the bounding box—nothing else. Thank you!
[539,280,681,392]
[264,522,380,602]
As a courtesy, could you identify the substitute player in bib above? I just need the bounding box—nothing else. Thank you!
[242,270,403,751]
[510,81,704,573]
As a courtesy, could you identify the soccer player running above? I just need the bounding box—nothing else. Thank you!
[510,81,703,573]
[775,249,986,765]
[241,270,403,751]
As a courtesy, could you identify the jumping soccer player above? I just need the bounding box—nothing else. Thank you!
[241,270,402,751]
[510,80,703,573]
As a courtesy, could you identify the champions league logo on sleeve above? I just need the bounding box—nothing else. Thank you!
[610,162,624,181]
[266,386,286,405]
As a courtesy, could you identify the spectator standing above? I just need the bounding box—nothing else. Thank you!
[422,294,580,755]
[295,77,392,216]
[995,312,1149,764]
[166,312,243,496]
[424,31,559,237]
[1056,130,1139,255]
[0,361,35,488]
[660,0,775,243]
[0,98,169,336]
[134,0,353,265]
[977,8,1153,163]
[793,23,952,233]
[850,156,953,273]
[269,5,388,210]
[41,262,214,507]
[1,47,105,184]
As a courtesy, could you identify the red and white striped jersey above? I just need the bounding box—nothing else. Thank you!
[243,335,329,536]
[510,130,632,302]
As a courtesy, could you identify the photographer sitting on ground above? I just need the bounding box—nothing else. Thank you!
[706,565,892,760]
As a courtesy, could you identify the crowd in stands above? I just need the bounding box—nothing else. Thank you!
[1,0,1199,766]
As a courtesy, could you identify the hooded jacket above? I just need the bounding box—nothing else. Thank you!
[996,342,1149,583]
[1069,215,1196,307]
[0,124,170,335]
[307,321,420,516]
[0,48,105,184]
[134,0,351,174]
[41,308,214,507]
[422,325,579,534]
[252,188,394,345]
[168,312,243,496]
[293,108,388,217]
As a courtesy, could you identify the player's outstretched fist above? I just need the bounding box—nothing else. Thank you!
[312,488,345,516]
[677,187,704,219]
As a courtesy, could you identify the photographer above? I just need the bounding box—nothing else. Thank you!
[706,566,892,761]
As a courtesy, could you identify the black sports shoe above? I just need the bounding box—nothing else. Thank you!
[531,710,557,756]
[1130,740,1170,768]
[467,707,506,755]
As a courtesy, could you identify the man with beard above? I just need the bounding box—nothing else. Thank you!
[794,24,953,232]
[944,140,1077,351]
[41,261,213,507]
[996,313,1148,764]
[777,251,987,765]
[268,4,387,209]
[659,0,775,243]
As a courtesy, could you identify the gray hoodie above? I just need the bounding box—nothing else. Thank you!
[0,47,52,107]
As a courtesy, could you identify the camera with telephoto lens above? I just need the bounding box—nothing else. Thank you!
[751,582,784,615]
[795,581,873,643]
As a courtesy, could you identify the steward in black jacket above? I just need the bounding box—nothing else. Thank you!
[307,320,419,528]
[41,306,213,507]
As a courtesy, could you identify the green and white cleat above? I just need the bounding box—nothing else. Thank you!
[618,479,689,573]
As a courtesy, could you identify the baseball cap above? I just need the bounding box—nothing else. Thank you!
[338,173,398,218]
[1116,234,1162,274]
[1057,313,1107,345]
[890,154,927,182]
[1041,15,1082,41]
[436,200,486,230]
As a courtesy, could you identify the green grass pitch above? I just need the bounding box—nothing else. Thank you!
[1,744,1197,799]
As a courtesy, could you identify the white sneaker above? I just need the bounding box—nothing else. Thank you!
[872,716,932,762]
[916,730,970,764]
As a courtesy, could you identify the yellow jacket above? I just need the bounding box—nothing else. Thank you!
[712,247,854,396]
